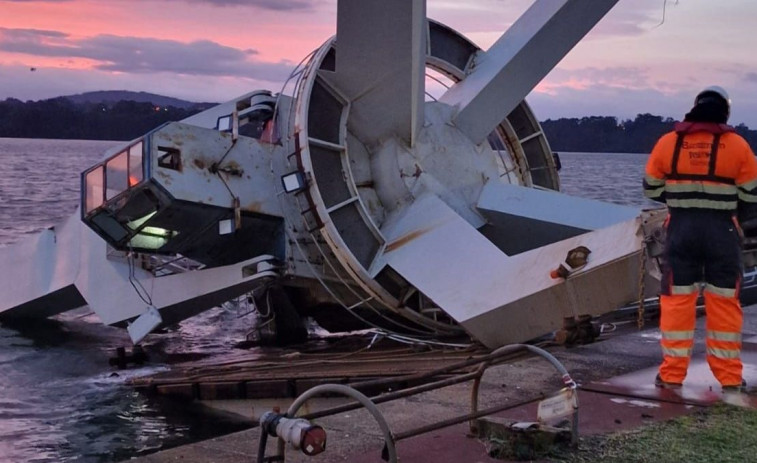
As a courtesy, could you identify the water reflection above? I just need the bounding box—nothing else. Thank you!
[0,316,252,462]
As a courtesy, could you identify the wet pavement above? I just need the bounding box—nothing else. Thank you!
[583,341,757,408]
[126,305,757,463]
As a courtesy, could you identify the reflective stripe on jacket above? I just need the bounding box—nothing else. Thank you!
[644,122,757,210]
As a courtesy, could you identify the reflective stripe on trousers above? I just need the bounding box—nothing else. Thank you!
[704,291,743,386]
[659,292,743,386]
[659,293,696,384]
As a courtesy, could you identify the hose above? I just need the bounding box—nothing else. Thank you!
[285,384,397,462]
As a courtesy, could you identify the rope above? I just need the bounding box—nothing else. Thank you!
[653,0,679,29]
[127,247,153,306]
[637,238,648,329]
[214,137,237,168]
[368,330,474,349]
[211,138,240,206]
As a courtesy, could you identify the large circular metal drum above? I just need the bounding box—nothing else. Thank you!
[284,18,560,336]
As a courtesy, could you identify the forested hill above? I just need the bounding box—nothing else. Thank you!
[2,94,757,153]
[541,114,757,154]
[0,94,214,141]
[63,90,211,109]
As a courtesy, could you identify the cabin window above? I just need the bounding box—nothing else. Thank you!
[129,142,143,186]
[106,151,129,200]
[85,166,104,213]
[82,140,145,216]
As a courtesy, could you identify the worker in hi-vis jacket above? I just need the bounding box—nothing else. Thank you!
[643,86,757,392]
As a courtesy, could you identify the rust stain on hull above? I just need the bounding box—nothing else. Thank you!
[244,201,263,213]
[385,227,431,253]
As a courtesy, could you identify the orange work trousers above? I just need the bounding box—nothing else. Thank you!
[658,209,743,387]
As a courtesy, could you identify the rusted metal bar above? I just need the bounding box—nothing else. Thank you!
[299,371,481,421]
[297,346,534,421]
[393,396,542,442]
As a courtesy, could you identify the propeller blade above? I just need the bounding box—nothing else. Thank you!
[476,182,640,254]
[440,0,619,144]
[377,193,643,348]
[331,0,426,148]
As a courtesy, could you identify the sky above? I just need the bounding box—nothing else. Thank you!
[2,0,757,126]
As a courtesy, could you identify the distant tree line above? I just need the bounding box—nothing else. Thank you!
[0,97,204,141]
[2,98,757,153]
[542,114,757,154]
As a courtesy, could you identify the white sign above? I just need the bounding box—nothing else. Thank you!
[537,388,577,422]
[127,306,163,344]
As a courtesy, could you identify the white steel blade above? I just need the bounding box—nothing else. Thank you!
[379,194,644,348]
[378,193,512,319]
[440,0,619,144]
[476,182,640,253]
[332,0,426,147]
[478,182,640,230]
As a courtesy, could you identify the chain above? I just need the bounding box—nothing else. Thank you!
[637,239,648,330]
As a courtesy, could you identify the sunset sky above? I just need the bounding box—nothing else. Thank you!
[2,0,757,126]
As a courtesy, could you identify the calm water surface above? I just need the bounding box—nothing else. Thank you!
[557,151,657,208]
[0,140,652,462]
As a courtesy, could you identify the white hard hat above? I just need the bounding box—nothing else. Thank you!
[695,85,730,106]
[695,85,730,119]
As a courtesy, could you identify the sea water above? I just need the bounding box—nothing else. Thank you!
[0,139,653,462]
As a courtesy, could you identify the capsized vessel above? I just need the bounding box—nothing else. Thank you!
[0,0,666,347]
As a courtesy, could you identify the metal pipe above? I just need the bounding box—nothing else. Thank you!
[300,371,481,421]
[470,344,528,433]
[469,344,578,445]
[296,347,533,422]
[393,396,542,441]
[256,426,268,463]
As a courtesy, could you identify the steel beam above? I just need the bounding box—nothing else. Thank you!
[440,0,619,144]
[332,0,426,148]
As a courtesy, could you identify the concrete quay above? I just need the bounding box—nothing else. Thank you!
[126,305,757,463]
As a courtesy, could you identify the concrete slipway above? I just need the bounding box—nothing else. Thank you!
[125,304,757,463]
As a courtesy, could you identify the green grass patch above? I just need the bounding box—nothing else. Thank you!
[551,403,757,463]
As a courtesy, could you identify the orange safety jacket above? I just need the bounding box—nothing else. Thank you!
[645,121,756,386]
[644,122,757,210]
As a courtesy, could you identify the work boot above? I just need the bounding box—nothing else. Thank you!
[655,374,682,389]
[722,379,747,393]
